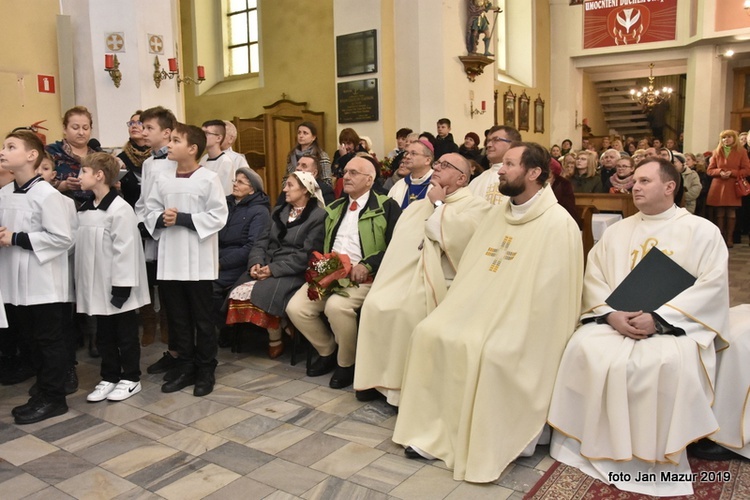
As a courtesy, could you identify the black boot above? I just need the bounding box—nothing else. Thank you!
[194,361,217,397]
[161,363,196,393]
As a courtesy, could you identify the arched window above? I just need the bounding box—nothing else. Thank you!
[227,0,259,75]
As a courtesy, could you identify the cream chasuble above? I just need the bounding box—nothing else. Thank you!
[354,188,491,405]
[710,304,750,459]
[392,185,583,482]
[548,206,729,497]
[468,163,507,205]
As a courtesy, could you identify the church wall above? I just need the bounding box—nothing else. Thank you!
[0,0,64,142]
[581,72,606,140]
[181,0,337,155]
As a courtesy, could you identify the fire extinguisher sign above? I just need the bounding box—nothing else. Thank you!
[37,75,56,94]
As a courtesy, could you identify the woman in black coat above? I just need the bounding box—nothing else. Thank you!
[227,171,326,358]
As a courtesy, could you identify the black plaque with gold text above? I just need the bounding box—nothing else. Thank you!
[338,79,379,123]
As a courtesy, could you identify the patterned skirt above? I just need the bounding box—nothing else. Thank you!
[226,281,280,329]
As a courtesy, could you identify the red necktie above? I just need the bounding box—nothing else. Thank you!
[349,201,358,211]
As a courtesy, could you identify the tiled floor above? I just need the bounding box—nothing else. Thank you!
[1,241,749,500]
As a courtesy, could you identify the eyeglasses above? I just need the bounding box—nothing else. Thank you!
[433,160,464,175]
[343,169,371,179]
[126,120,143,127]
[403,150,427,157]
[232,178,251,186]
[487,136,512,144]
[204,131,222,137]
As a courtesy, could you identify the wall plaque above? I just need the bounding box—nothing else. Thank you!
[338,79,379,123]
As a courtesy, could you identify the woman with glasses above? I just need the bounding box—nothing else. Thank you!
[570,150,603,193]
[226,171,325,358]
[214,168,271,347]
[117,111,151,207]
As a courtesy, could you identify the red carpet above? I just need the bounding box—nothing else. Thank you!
[525,457,750,499]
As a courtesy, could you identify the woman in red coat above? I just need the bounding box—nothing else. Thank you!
[707,130,750,247]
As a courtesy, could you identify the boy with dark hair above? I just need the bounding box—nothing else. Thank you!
[435,118,459,159]
[145,123,228,397]
[136,106,176,354]
[200,120,234,195]
[76,152,150,402]
[0,131,74,424]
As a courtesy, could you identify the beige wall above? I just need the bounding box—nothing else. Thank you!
[181,0,336,152]
[0,0,63,142]
[581,73,606,139]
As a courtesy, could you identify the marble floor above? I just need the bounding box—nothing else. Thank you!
[1,241,749,500]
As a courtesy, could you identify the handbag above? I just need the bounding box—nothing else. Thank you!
[736,177,750,197]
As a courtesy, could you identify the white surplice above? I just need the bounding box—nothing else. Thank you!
[392,186,583,482]
[548,206,729,497]
[75,195,150,315]
[710,304,750,459]
[134,155,177,261]
[200,153,234,196]
[144,167,228,281]
[0,180,74,305]
[0,289,7,328]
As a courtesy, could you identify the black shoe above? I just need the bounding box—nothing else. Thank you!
[163,365,182,382]
[404,446,422,459]
[161,371,196,393]
[12,395,43,418]
[147,352,178,374]
[355,388,383,402]
[307,352,338,377]
[0,362,36,385]
[13,397,68,425]
[64,367,78,395]
[688,438,740,461]
[193,365,216,397]
[329,365,355,389]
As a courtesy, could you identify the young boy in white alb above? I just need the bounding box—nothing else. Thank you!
[200,119,234,196]
[77,153,150,402]
[0,130,74,424]
[145,123,228,397]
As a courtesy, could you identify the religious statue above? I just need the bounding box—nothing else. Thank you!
[467,0,500,56]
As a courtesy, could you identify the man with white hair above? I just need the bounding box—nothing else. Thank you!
[600,148,620,191]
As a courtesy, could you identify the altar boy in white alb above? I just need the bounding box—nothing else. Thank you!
[0,131,74,425]
[145,123,228,397]
[548,158,730,497]
[76,153,150,402]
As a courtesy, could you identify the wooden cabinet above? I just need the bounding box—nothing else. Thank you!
[233,99,325,199]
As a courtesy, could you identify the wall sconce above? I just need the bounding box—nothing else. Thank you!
[153,56,205,91]
[104,54,122,88]
[470,100,486,118]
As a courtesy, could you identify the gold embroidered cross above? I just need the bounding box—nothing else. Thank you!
[486,236,516,272]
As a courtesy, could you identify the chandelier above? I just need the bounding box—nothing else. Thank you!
[629,63,673,109]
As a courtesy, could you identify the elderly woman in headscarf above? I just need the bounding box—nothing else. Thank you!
[226,171,326,358]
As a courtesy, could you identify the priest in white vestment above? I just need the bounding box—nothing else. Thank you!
[354,153,491,405]
[392,142,583,482]
[548,158,730,497]
[468,125,520,205]
[702,304,750,460]
[387,139,434,209]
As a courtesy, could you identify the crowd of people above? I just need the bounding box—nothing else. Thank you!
[1,105,750,497]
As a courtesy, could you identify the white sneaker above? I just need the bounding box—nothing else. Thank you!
[87,381,117,402]
[106,380,141,401]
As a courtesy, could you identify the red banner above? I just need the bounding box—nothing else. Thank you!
[583,0,677,49]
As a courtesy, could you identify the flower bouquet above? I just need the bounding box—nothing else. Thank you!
[305,251,358,300]
[380,155,394,179]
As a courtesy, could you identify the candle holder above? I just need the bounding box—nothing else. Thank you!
[104,54,122,88]
[470,100,486,118]
[153,56,205,91]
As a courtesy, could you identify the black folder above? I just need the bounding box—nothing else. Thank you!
[605,247,696,312]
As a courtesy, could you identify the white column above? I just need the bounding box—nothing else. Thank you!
[684,45,726,153]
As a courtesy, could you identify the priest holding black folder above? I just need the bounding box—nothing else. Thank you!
[547,158,730,498]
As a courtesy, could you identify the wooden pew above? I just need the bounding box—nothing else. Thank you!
[573,193,637,218]
[575,204,598,268]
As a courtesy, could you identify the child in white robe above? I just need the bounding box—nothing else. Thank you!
[0,130,73,424]
[144,123,228,397]
[77,153,150,402]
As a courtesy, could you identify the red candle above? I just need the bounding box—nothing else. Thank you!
[481,100,486,111]
[168,58,178,72]
[105,54,114,69]
[197,65,205,79]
